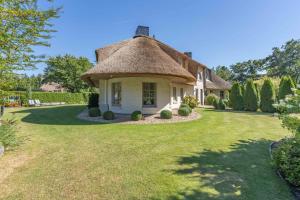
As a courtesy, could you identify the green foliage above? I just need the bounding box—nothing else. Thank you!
[178,107,190,116]
[218,99,226,110]
[182,95,198,109]
[88,93,99,108]
[260,79,276,113]
[230,60,264,82]
[131,111,143,121]
[212,98,218,109]
[0,119,18,149]
[0,0,60,72]
[179,104,192,113]
[44,55,92,92]
[280,115,300,138]
[214,65,233,81]
[244,79,258,111]
[88,107,101,117]
[273,138,300,186]
[160,110,172,119]
[229,82,244,110]
[103,111,115,120]
[205,93,219,105]
[278,76,295,100]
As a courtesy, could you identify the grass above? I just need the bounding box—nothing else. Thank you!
[0,105,294,200]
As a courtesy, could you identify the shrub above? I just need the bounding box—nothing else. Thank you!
[260,79,276,113]
[103,111,115,120]
[278,76,295,100]
[88,93,99,108]
[281,115,300,138]
[218,99,226,110]
[178,107,190,116]
[182,96,198,109]
[212,98,218,109]
[131,111,143,121]
[244,79,258,111]
[205,93,219,105]
[88,107,101,117]
[30,92,89,104]
[160,110,172,119]
[272,138,300,186]
[229,82,244,110]
[180,103,192,113]
[0,119,18,149]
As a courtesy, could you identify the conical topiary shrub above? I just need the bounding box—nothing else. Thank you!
[278,76,295,100]
[229,82,244,110]
[260,79,276,113]
[244,79,258,111]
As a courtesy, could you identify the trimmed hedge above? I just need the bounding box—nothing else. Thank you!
[229,82,244,110]
[88,107,101,117]
[160,110,172,119]
[4,91,89,104]
[278,76,295,100]
[244,79,259,111]
[260,79,276,113]
[131,111,143,121]
[180,103,192,113]
[103,111,115,120]
[178,107,190,116]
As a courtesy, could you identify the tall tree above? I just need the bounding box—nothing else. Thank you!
[229,82,244,110]
[44,55,92,92]
[260,79,276,113]
[244,79,259,111]
[278,76,295,100]
[0,0,60,74]
[230,59,264,82]
[265,39,300,83]
[213,65,233,81]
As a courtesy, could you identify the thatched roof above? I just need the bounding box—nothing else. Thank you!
[82,36,200,86]
[206,71,232,90]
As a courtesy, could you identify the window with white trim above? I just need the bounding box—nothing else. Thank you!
[143,83,157,107]
[112,82,121,105]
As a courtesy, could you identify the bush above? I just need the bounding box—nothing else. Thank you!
[180,103,192,113]
[178,107,190,116]
[218,99,226,110]
[88,107,101,117]
[205,93,219,105]
[131,111,143,121]
[244,79,258,111]
[0,119,18,149]
[88,93,99,108]
[182,96,198,109]
[273,138,300,186]
[212,98,218,109]
[281,115,300,138]
[160,110,172,119]
[103,111,115,120]
[260,79,276,113]
[229,82,244,110]
[278,76,295,100]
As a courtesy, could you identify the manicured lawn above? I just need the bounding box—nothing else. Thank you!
[0,106,293,199]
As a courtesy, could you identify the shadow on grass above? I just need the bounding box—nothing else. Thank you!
[161,139,292,200]
[12,105,100,125]
[204,108,274,117]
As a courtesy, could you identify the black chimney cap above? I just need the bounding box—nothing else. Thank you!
[135,26,149,36]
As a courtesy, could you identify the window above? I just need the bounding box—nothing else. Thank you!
[220,91,224,99]
[143,83,156,107]
[112,82,121,105]
[180,88,184,100]
[197,71,202,80]
[173,87,177,103]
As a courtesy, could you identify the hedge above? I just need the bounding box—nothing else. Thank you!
[3,91,89,104]
[244,79,259,111]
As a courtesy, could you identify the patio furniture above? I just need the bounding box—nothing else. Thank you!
[29,100,35,106]
[34,99,41,106]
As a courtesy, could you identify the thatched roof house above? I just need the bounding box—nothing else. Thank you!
[40,82,66,92]
[82,26,231,114]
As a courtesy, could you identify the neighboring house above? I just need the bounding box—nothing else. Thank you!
[40,82,66,92]
[82,26,231,114]
[205,70,232,99]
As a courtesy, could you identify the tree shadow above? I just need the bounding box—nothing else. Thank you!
[164,139,292,200]
[12,105,100,125]
[204,108,275,117]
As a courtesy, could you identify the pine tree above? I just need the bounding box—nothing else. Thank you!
[229,82,244,110]
[260,79,276,113]
[244,79,258,111]
[278,76,295,100]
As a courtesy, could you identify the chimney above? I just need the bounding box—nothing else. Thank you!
[135,25,149,36]
[184,52,192,58]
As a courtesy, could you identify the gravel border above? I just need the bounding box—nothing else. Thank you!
[77,109,200,124]
[269,141,300,200]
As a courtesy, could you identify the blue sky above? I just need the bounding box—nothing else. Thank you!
[30,0,300,75]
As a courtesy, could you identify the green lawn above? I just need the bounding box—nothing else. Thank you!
[0,106,293,200]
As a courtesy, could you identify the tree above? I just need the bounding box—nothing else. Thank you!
[278,76,295,100]
[265,39,300,83]
[244,79,258,111]
[213,65,233,81]
[260,79,276,113]
[230,60,264,82]
[44,55,92,92]
[229,82,244,111]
